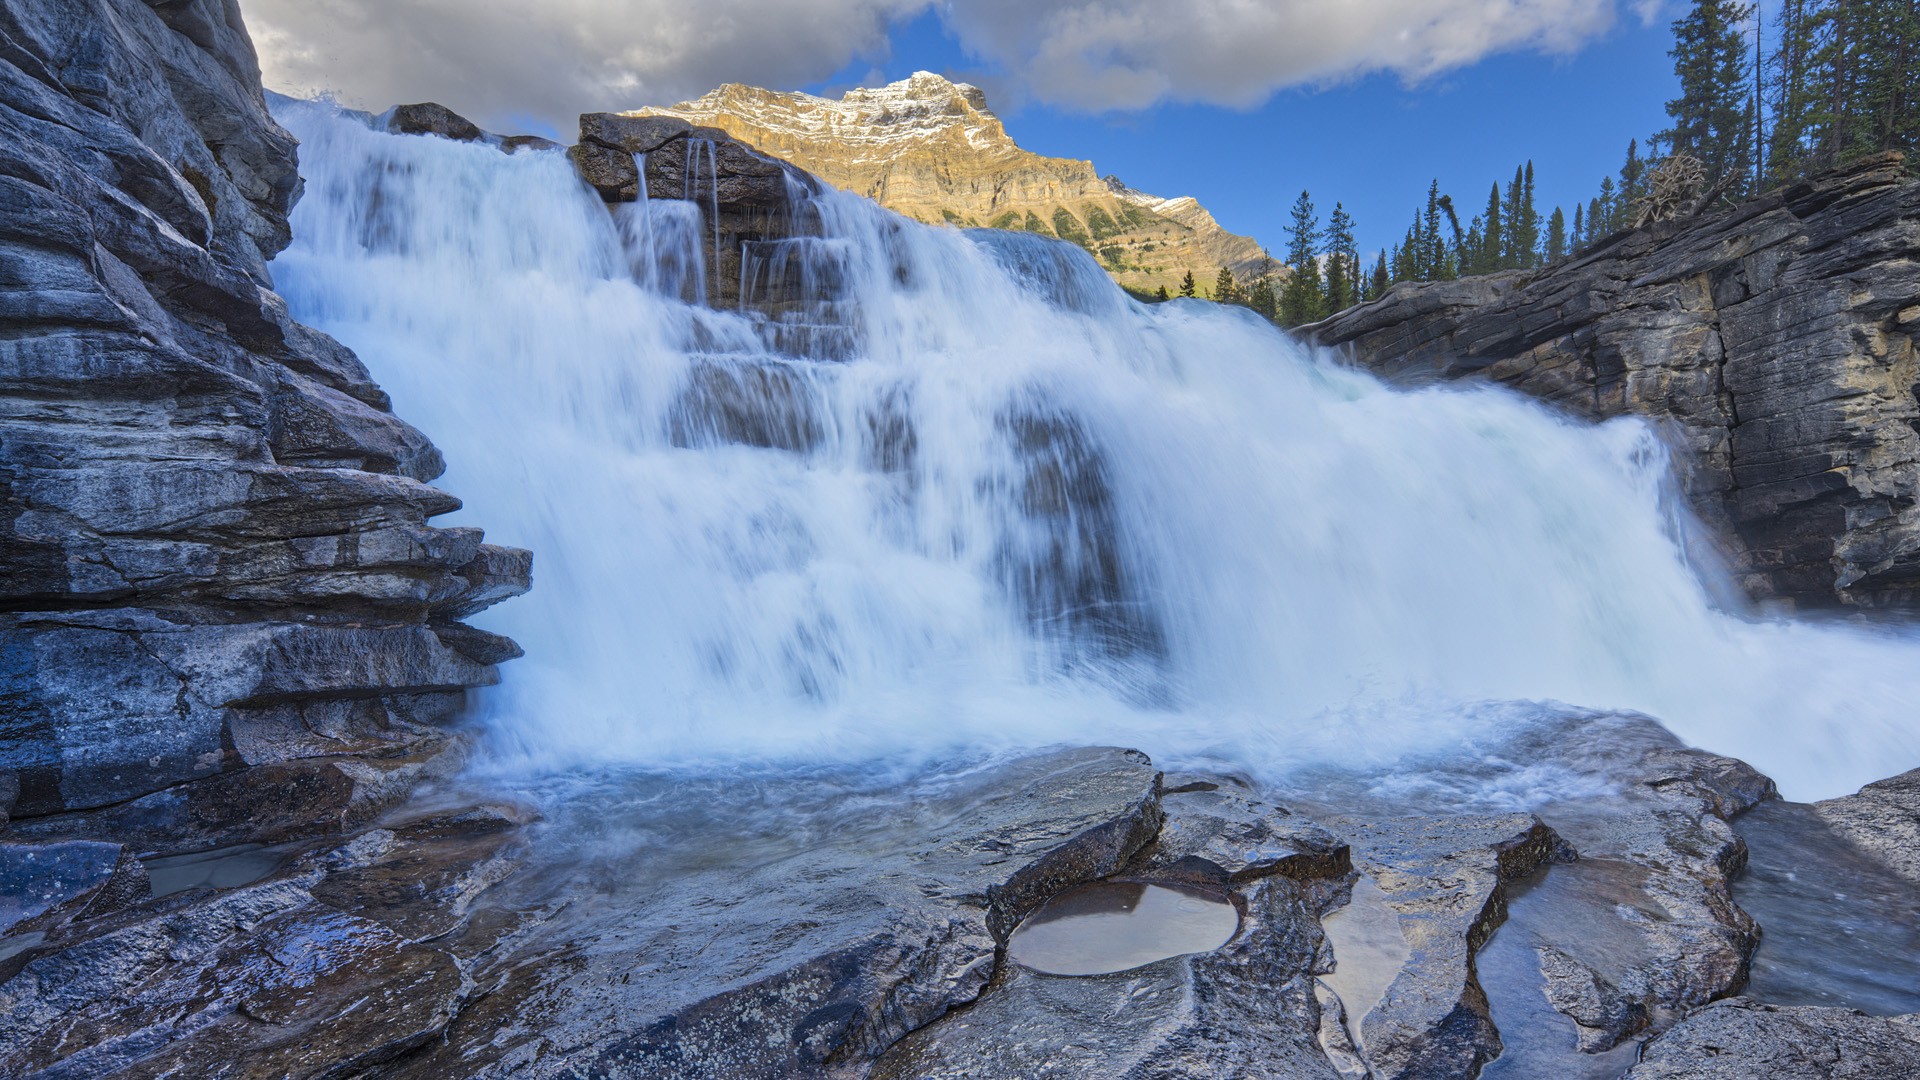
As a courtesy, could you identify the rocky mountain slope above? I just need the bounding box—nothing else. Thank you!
[630,72,1271,295]
[1308,153,1920,610]
[0,0,526,851]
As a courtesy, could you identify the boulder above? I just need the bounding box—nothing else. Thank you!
[386,101,486,142]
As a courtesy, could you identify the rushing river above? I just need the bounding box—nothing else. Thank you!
[268,99,1920,803]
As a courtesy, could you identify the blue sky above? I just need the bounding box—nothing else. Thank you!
[806,8,1680,257]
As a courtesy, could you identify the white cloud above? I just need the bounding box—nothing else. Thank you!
[941,0,1626,111]
[246,0,931,132]
[245,0,1635,131]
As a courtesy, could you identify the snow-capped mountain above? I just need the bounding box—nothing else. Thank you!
[630,72,1271,295]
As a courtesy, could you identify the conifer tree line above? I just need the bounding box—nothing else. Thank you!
[1208,0,1920,327]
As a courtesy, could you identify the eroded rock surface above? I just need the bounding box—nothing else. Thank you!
[1627,999,1920,1078]
[0,1,527,844]
[1308,154,1920,608]
[1813,766,1920,884]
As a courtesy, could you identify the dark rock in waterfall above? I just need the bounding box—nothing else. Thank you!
[0,0,527,845]
[996,408,1169,684]
[501,133,561,154]
[386,101,486,142]
[1625,999,1920,1078]
[570,109,821,305]
[1307,153,1920,609]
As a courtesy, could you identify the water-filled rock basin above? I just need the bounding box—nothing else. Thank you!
[1007,881,1240,976]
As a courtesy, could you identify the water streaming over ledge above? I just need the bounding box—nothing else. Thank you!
[269,100,1920,802]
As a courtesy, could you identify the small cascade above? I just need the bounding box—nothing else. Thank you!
[269,97,1920,802]
[614,154,708,304]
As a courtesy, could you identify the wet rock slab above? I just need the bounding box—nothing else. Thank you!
[392,747,1163,1078]
[1627,999,1920,1079]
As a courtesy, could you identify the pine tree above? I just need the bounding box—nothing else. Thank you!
[1178,270,1196,298]
[1421,181,1451,279]
[1545,206,1568,262]
[1246,274,1276,320]
[1572,203,1586,250]
[1663,0,1757,195]
[1280,190,1326,326]
[1518,162,1541,265]
[1500,166,1526,268]
[1767,0,1821,182]
[1325,203,1358,312]
[1213,266,1242,304]
[1155,284,1170,301]
[1477,183,1503,275]
[1619,140,1648,220]
[1598,176,1620,232]
[1370,251,1391,299]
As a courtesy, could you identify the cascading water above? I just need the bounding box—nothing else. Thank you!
[270,99,1920,802]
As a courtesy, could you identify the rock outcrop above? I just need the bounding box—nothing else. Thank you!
[1307,154,1920,609]
[629,73,1271,296]
[0,0,527,847]
[569,110,819,307]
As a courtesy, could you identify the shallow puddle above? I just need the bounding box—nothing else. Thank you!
[1319,874,1409,1056]
[1007,881,1239,976]
[1478,860,1647,1080]
[144,843,297,899]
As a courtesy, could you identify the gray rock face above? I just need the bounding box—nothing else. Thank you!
[1812,766,1920,884]
[1308,154,1920,608]
[0,1,527,837]
[1626,999,1920,1078]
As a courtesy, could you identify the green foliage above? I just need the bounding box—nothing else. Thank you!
[1246,273,1277,319]
[1099,244,1126,266]
[1545,206,1568,262]
[1051,208,1091,247]
[1023,210,1051,236]
[1156,284,1170,300]
[1084,205,1123,240]
[1118,204,1155,228]
[1768,0,1920,183]
[989,210,1022,230]
[1179,270,1197,298]
[1214,266,1242,304]
[940,207,963,224]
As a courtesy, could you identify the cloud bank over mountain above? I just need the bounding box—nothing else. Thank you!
[248,0,1652,128]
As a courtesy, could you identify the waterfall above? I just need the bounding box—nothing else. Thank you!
[269,99,1920,802]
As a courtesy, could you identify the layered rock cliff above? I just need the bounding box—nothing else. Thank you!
[630,73,1271,296]
[1308,154,1920,609]
[0,0,527,843]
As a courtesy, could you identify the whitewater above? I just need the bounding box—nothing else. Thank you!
[268,100,1920,803]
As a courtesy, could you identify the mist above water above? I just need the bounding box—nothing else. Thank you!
[270,100,1920,802]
